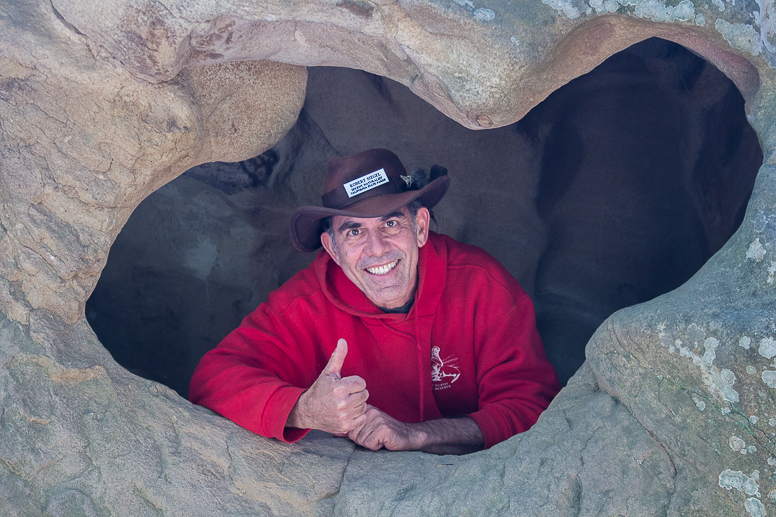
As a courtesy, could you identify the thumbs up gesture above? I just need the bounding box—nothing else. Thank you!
[286,339,370,434]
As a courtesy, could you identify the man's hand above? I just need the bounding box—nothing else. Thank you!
[347,405,485,455]
[347,405,418,451]
[286,339,369,434]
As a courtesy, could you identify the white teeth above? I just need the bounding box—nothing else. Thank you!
[366,260,398,275]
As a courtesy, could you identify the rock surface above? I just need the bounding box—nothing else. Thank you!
[334,364,678,516]
[1,0,776,516]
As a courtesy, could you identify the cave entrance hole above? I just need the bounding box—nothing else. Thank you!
[86,37,763,397]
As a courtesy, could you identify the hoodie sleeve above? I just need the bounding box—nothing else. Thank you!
[188,303,313,443]
[467,294,561,449]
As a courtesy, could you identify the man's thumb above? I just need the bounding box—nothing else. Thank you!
[323,339,348,377]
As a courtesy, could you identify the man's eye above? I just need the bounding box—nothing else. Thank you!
[385,220,398,228]
[347,229,360,237]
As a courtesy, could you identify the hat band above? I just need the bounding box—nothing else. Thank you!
[321,176,407,210]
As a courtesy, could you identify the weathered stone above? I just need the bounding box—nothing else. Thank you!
[0,311,354,515]
[0,0,306,328]
[335,364,677,516]
[587,165,776,515]
[50,0,768,131]
[2,0,776,515]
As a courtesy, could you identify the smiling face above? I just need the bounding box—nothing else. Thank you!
[321,206,430,309]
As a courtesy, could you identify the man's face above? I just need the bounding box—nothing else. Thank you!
[321,206,430,309]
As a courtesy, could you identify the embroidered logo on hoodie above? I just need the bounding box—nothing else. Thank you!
[431,346,460,390]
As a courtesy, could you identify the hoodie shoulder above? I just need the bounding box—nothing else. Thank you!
[434,233,528,302]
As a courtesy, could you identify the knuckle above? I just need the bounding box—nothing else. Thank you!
[345,375,365,386]
[343,379,359,390]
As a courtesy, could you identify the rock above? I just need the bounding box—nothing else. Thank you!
[0,312,353,516]
[587,164,776,515]
[1,0,776,515]
[50,0,764,130]
[335,364,677,516]
[0,0,305,328]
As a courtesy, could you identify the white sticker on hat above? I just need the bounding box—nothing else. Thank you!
[343,168,389,198]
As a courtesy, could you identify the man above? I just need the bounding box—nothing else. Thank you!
[189,148,560,454]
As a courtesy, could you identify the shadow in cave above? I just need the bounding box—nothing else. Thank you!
[86,38,763,397]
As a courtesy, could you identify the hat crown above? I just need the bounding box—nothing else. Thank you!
[323,148,407,199]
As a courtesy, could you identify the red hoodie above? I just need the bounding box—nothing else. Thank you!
[189,232,560,448]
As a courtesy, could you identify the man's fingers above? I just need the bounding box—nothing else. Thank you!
[322,339,348,378]
[340,375,367,393]
[363,432,385,451]
[349,389,369,408]
[348,407,379,444]
[335,391,367,419]
[346,414,367,438]
[356,423,385,451]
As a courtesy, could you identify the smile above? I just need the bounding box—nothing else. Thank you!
[365,259,399,276]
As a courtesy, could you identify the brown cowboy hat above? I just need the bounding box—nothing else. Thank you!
[289,148,449,252]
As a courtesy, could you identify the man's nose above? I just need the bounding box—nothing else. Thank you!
[363,230,391,256]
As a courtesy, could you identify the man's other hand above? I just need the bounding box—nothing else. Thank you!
[287,339,369,434]
[347,405,417,451]
[347,406,485,455]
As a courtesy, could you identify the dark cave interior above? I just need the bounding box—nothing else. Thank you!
[86,38,763,397]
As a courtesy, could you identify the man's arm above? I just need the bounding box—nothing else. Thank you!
[347,405,484,455]
[466,295,561,448]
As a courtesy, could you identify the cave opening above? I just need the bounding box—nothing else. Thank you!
[86,37,763,398]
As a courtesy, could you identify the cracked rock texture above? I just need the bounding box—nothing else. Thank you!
[1,0,776,516]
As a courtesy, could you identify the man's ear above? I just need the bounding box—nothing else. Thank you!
[321,231,341,265]
[415,207,431,248]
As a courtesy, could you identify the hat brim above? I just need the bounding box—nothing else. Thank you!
[289,175,449,252]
